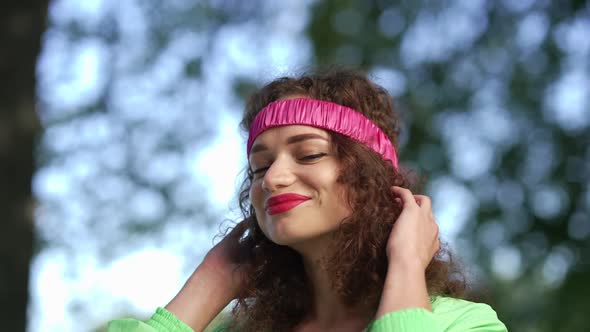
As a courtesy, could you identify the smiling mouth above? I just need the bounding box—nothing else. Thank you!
[266,199,309,215]
[265,193,311,215]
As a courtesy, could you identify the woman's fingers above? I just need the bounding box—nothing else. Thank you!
[391,186,418,207]
[414,195,437,223]
[429,238,441,260]
[413,194,431,210]
[392,188,433,216]
[388,187,441,268]
[228,220,247,237]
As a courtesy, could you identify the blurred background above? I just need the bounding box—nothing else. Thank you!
[1,0,589,331]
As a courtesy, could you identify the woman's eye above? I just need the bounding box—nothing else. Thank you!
[253,167,269,175]
[301,153,327,161]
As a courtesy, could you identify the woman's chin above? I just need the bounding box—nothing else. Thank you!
[266,227,313,248]
[267,228,333,252]
[267,232,303,246]
[260,214,339,248]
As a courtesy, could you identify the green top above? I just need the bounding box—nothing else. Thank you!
[107,296,507,332]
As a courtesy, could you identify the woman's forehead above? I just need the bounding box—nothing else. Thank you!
[249,125,331,155]
[254,125,330,142]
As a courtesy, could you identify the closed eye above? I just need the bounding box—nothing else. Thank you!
[252,166,269,174]
[301,153,327,161]
[251,153,327,175]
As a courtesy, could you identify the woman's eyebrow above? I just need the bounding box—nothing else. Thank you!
[250,133,328,155]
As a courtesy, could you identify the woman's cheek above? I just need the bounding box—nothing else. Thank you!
[249,179,263,207]
[250,180,271,237]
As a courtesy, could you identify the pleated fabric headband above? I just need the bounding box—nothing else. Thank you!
[247,98,399,169]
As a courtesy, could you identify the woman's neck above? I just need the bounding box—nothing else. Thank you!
[296,246,370,330]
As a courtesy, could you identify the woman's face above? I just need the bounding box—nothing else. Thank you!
[248,125,351,249]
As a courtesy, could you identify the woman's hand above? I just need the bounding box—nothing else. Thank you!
[375,186,440,318]
[201,220,249,296]
[386,186,440,270]
[165,221,248,331]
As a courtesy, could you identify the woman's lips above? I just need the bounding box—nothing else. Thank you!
[266,193,311,215]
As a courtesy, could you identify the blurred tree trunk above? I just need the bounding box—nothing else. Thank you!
[0,1,48,331]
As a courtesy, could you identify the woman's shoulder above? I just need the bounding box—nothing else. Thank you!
[369,297,507,332]
[430,296,506,330]
[431,296,496,312]
[215,298,506,332]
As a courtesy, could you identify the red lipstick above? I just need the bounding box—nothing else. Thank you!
[266,193,311,215]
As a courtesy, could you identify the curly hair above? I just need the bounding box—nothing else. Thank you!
[225,68,466,331]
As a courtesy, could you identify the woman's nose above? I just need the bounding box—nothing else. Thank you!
[262,158,296,192]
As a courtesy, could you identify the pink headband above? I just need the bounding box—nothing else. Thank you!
[247,98,399,169]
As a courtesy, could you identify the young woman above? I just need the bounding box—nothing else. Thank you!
[108,69,507,332]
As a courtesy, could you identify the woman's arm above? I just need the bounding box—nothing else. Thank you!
[108,308,195,332]
[375,187,439,318]
[375,259,431,318]
[164,259,236,331]
[108,223,247,332]
[162,222,246,331]
[371,187,507,331]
